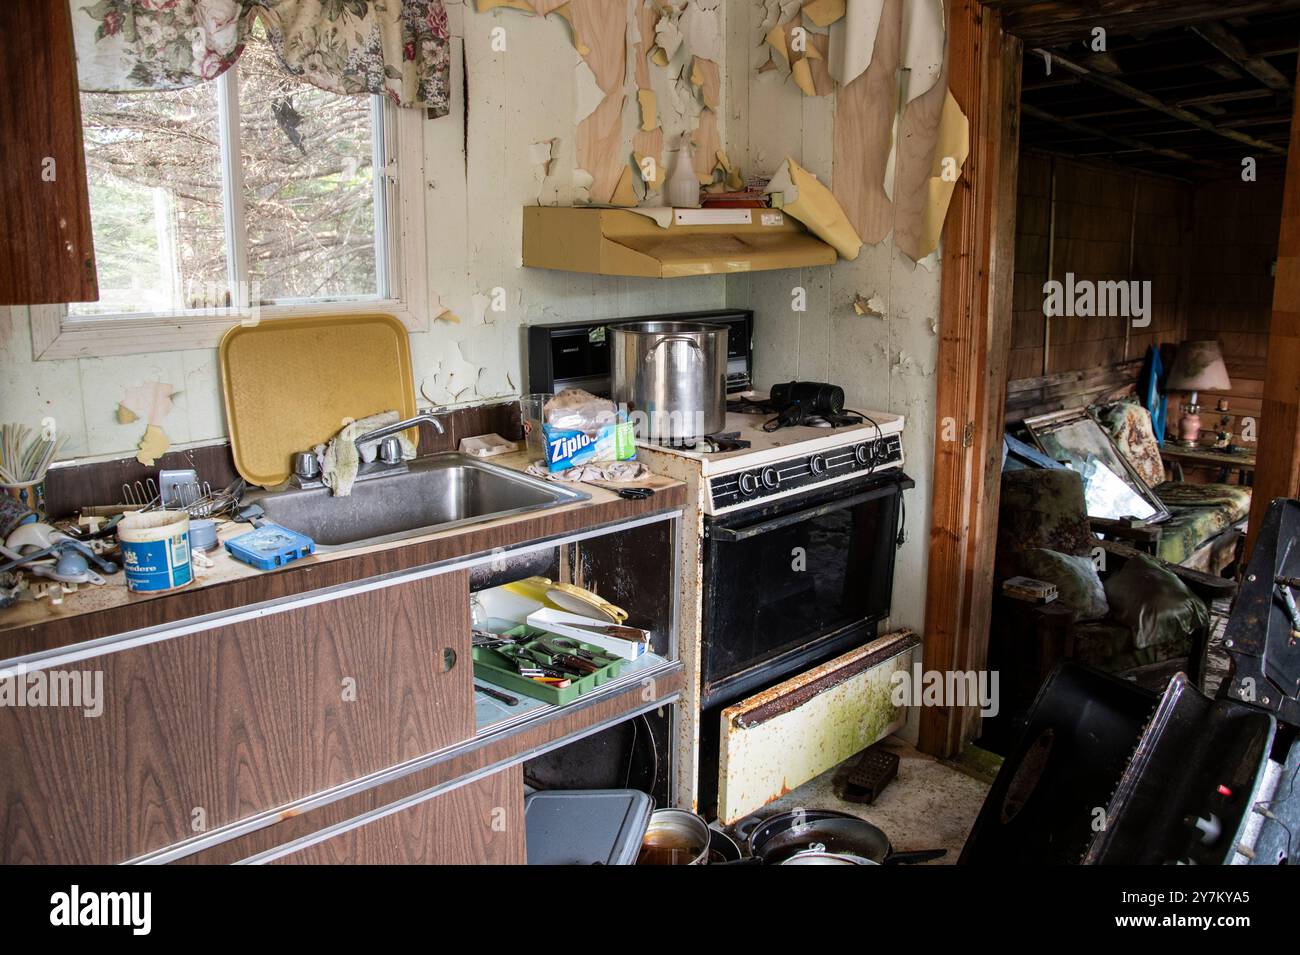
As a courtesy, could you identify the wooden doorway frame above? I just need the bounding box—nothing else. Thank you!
[1246,51,1300,554]
[919,4,1300,757]
[919,0,1022,757]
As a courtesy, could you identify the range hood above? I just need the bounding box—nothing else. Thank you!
[522,206,837,279]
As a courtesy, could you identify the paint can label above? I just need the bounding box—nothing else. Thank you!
[121,532,192,592]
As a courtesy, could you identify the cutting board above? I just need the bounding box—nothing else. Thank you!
[219,314,418,487]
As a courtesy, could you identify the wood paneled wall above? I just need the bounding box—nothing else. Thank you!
[1186,178,1283,443]
[1009,151,1190,384]
[1008,156,1282,447]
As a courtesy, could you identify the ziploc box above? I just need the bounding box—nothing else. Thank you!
[542,417,637,471]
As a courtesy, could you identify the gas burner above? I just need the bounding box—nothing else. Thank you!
[655,432,753,454]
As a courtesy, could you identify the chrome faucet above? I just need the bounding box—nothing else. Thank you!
[354,409,446,449]
[291,410,447,488]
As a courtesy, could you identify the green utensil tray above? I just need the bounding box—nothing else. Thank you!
[472,625,628,706]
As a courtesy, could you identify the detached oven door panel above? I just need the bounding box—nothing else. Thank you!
[700,472,913,706]
[716,631,919,823]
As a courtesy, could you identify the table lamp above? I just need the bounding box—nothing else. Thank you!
[1165,340,1231,447]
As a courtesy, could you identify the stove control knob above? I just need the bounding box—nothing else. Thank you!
[761,467,780,489]
[854,443,871,466]
[738,472,760,496]
[809,454,827,476]
[874,439,894,464]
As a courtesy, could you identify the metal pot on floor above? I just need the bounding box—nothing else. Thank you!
[636,808,713,865]
[745,809,947,865]
[609,321,728,445]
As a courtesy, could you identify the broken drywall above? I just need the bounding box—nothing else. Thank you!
[119,380,177,426]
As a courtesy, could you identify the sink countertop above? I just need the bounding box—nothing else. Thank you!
[0,451,686,658]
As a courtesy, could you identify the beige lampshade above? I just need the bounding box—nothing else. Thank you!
[1166,340,1231,393]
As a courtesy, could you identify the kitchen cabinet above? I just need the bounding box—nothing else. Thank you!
[0,0,98,306]
[268,766,526,865]
[0,571,472,864]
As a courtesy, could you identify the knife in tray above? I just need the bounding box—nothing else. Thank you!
[558,620,649,643]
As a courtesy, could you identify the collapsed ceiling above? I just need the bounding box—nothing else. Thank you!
[995,0,1300,178]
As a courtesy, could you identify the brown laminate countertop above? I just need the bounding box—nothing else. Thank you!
[0,452,685,660]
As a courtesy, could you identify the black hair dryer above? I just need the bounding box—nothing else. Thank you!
[769,381,846,425]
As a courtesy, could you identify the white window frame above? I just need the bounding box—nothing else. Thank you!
[31,78,429,361]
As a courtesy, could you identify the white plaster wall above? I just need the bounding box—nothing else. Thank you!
[0,0,728,461]
[722,2,940,671]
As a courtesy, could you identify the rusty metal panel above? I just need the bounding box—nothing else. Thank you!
[716,630,919,823]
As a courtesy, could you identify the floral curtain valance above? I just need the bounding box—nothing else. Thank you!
[72,0,451,115]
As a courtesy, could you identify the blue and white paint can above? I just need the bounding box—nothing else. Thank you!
[118,511,192,592]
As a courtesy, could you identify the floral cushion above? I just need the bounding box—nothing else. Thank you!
[1154,482,1251,521]
[1151,483,1250,566]
[1154,507,1235,566]
[996,469,1095,581]
[1092,399,1165,488]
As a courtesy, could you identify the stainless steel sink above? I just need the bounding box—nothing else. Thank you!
[246,454,590,551]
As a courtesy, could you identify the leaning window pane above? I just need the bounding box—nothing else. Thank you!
[237,33,380,304]
[71,86,228,316]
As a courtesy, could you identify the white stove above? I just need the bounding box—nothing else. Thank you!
[637,408,906,515]
[636,402,913,817]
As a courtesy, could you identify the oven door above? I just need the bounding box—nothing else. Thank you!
[716,630,919,823]
[700,470,913,707]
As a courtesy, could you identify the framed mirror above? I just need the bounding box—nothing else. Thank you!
[1023,408,1171,524]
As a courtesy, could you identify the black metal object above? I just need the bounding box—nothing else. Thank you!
[746,809,946,865]
[834,744,900,805]
[526,309,753,398]
[768,381,846,427]
[1219,498,1300,729]
[960,662,1158,865]
[965,500,1300,866]
[1085,673,1275,864]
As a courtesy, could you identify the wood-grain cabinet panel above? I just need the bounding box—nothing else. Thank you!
[270,765,525,865]
[0,572,472,863]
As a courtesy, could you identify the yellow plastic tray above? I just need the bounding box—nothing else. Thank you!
[219,314,418,487]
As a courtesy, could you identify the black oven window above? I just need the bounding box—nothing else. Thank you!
[702,480,902,695]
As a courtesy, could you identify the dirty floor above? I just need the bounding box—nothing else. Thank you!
[748,736,993,864]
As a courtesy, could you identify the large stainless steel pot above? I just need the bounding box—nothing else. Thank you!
[609,321,728,444]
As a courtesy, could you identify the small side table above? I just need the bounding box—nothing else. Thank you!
[1160,444,1256,485]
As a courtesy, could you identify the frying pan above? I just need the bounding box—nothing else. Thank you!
[745,809,947,865]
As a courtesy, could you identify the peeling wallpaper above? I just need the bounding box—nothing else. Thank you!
[1,0,728,462]
[723,0,941,655]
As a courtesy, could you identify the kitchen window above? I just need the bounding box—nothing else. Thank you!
[31,30,428,360]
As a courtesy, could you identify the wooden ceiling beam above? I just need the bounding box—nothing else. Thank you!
[987,0,1300,47]
[1177,88,1276,107]
[1035,48,1288,155]
[1189,21,1294,94]
[1020,102,1225,169]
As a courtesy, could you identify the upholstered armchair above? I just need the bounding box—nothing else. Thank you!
[987,468,1234,738]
